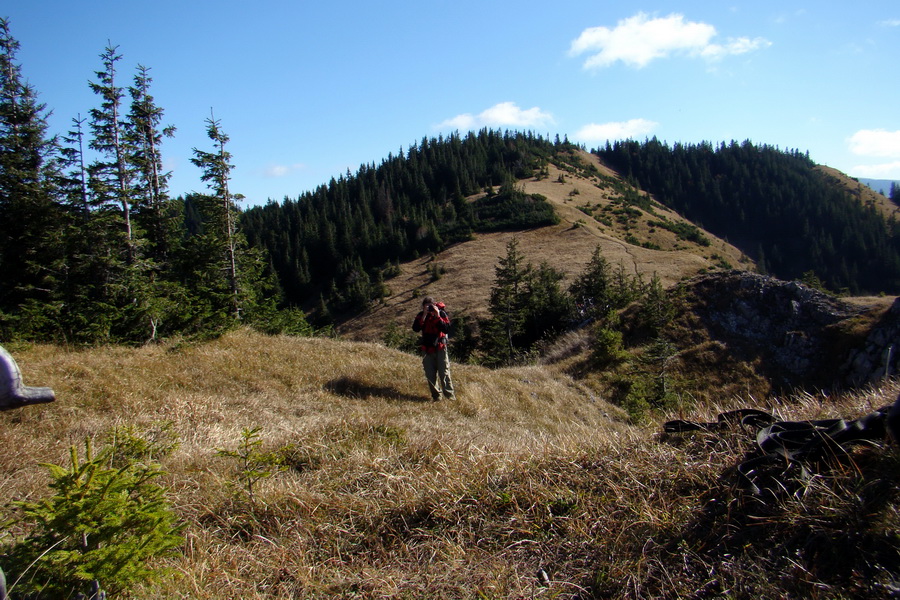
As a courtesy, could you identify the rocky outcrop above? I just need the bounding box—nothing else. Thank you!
[679,271,896,390]
[841,297,900,386]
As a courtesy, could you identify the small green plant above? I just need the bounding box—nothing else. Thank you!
[800,270,827,292]
[103,420,180,466]
[251,306,317,336]
[427,262,447,281]
[622,377,652,423]
[2,438,183,598]
[591,325,628,368]
[215,427,289,504]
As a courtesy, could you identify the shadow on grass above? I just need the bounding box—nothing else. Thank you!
[325,376,428,403]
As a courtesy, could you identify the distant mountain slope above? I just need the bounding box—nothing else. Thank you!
[242,132,900,337]
[596,139,900,294]
[339,149,752,341]
[820,168,899,222]
[859,177,900,197]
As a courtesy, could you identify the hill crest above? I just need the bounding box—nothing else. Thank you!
[339,149,753,341]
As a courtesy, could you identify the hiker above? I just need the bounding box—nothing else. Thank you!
[411,296,456,401]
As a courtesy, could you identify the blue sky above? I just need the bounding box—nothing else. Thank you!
[5,1,899,206]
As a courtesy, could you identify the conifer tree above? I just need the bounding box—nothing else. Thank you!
[128,65,177,265]
[190,112,244,320]
[569,245,613,320]
[3,439,183,597]
[521,261,573,346]
[637,273,676,338]
[57,114,89,215]
[88,44,135,262]
[481,238,531,365]
[0,18,62,323]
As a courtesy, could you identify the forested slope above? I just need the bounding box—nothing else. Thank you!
[242,133,900,338]
[240,130,563,319]
[596,138,900,294]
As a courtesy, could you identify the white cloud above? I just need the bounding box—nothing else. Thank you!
[879,19,900,27]
[848,129,900,178]
[850,161,900,179]
[848,129,900,158]
[574,118,659,143]
[700,37,771,61]
[263,163,306,178]
[569,12,770,69]
[436,101,554,131]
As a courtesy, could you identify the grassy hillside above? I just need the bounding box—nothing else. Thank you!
[2,331,899,598]
[819,166,900,223]
[339,149,752,342]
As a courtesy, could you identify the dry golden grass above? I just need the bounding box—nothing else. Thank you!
[2,330,635,598]
[3,331,898,599]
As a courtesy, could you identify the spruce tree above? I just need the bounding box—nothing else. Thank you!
[521,261,573,347]
[481,238,531,365]
[88,44,135,262]
[0,18,63,328]
[190,112,256,323]
[637,273,676,339]
[569,245,613,320]
[3,439,183,597]
[128,64,177,264]
[57,114,89,215]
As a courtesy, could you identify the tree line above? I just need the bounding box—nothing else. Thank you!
[0,18,296,344]
[595,138,900,294]
[0,18,574,343]
[240,129,566,324]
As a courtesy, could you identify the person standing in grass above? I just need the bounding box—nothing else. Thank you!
[412,296,456,401]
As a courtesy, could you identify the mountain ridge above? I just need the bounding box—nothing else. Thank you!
[333,146,899,410]
[338,148,753,342]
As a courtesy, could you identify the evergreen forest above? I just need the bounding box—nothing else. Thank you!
[0,20,293,344]
[239,129,563,322]
[596,138,900,294]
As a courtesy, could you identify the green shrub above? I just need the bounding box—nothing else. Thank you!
[215,427,290,504]
[2,439,183,598]
[591,326,627,368]
[383,320,420,353]
[103,421,180,466]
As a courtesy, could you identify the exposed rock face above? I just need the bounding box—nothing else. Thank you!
[841,297,900,386]
[680,271,897,390]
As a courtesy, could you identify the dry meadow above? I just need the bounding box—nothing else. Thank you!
[3,330,899,598]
